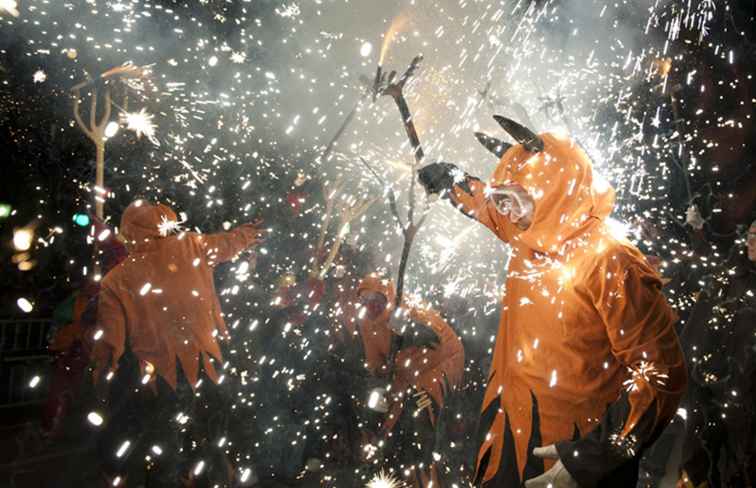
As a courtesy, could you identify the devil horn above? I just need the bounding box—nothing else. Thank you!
[474,132,512,158]
[492,115,544,152]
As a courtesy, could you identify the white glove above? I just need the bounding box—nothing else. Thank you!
[524,445,579,488]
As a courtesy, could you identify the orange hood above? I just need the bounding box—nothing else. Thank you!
[357,274,396,321]
[488,132,615,254]
[120,201,178,245]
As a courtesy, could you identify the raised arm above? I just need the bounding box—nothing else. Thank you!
[418,162,515,242]
[195,221,264,266]
[555,254,687,487]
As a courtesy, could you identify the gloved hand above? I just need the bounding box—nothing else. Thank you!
[390,312,441,350]
[524,445,579,488]
[404,324,441,350]
[418,162,465,195]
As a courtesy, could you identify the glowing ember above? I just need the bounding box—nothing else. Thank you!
[13,228,34,251]
[17,298,33,313]
[360,41,373,58]
[120,108,159,146]
[87,411,104,426]
[32,70,46,83]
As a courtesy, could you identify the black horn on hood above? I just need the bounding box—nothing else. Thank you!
[493,115,544,153]
[474,132,512,158]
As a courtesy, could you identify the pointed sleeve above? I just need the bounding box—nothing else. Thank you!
[91,283,128,381]
[556,252,687,487]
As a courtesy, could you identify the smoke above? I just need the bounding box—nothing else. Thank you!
[1,0,700,317]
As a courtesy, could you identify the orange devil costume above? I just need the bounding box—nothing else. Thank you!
[357,274,464,433]
[420,124,686,487]
[92,201,262,389]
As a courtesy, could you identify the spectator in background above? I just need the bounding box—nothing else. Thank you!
[677,219,756,487]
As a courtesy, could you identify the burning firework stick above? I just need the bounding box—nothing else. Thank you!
[377,55,427,309]
[368,55,430,386]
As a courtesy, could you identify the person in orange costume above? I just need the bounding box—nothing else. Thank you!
[91,200,263,485]
[92,200,263,388]
[418,118,687,488]
[357,274,464,486]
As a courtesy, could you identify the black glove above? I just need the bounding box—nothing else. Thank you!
[398,318,441,351]
[418,162,466,196]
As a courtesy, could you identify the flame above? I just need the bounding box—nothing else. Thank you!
[379,15,409,66]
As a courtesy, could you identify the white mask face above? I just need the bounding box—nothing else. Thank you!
[490,184,535,227]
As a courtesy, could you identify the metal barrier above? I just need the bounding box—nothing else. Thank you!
[0,319,53,408]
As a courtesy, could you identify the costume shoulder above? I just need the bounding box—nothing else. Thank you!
[101,260,127,288]
[590,236,659,278]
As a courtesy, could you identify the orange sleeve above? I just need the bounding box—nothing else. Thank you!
[195,223,261,266]
[448,177,516,243]
[596,257,687,437]
[556,253,687,487]
[91,284,127,381]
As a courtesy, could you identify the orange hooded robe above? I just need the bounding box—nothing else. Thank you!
[447,133,686,487]
[357,275,465,432]
[92,202,262,389]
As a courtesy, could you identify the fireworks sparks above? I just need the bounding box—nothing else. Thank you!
[366,470,404,488]
[1,0,751,484]
[623,361,669,393]
[157,214,187,237]
[230,51,246,64]
[379,15,409,66]
[32,70,46,83]
[120,108,159,146]
[609,432,639,458]
[87,411,105,427]
[16,298,34,313]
